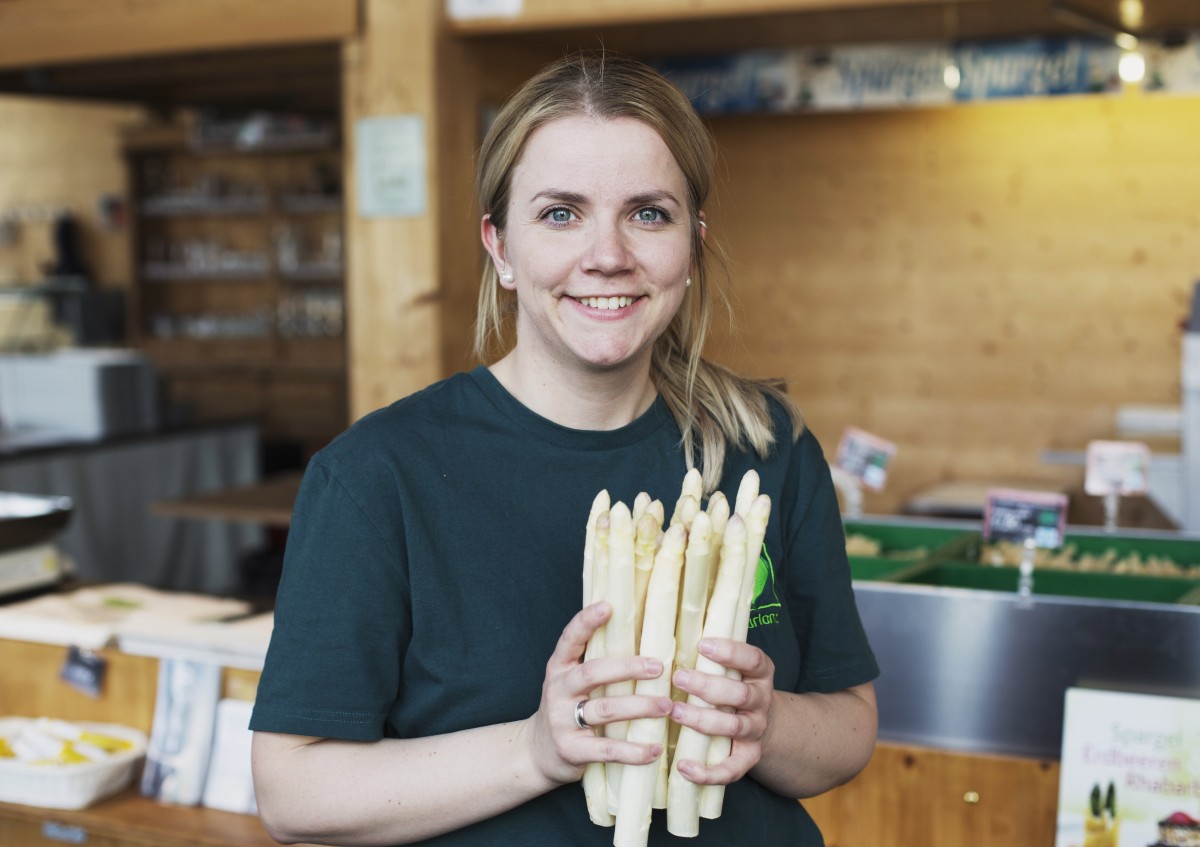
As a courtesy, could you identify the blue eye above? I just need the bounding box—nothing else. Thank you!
[636,208,668,223]
[546,208,574,224]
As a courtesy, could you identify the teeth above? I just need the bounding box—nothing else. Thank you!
[580,296,634,310]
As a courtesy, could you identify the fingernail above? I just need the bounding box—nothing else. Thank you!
[657,697,674,714]
[698,638,715,655]
[645,658,663,674]
[592,602,609,619]
[671,702,685,720]
[674,669,690,687]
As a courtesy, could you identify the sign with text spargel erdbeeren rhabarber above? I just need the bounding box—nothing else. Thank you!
[983,488,1068,548]
[834,427,897,492]
[1055,688,1200,847]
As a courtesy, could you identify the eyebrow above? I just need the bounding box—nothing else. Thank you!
[529,189,682,207]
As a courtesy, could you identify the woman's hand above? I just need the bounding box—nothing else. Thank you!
[523,601,674,786]
[667,637,775,785]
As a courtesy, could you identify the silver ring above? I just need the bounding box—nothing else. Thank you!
[574,698,592,730]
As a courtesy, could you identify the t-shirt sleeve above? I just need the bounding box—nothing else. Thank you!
[249,456,412,741]
[784,428,880,694]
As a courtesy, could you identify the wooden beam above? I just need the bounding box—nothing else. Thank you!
[342,0,447,419]
[0,0,359,69]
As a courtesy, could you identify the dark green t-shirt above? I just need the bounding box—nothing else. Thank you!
[250,366,878,846]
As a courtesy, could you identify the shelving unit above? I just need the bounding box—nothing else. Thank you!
[124,122,347,451]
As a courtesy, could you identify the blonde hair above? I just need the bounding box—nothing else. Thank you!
[473,51,802,492]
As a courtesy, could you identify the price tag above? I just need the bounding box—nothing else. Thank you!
[983,488,1068,549]
[59,645,107,698]
[834,427,897,492]
[1084,440,1150,496]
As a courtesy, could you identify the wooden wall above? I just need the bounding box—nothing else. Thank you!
[0,95,143,289]
[695,92,1199,512]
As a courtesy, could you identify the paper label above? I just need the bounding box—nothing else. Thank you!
[355,115,427,218]
[834,427,897,491]
[1085,440,1151,496]
[59,645,106,698]
[983,487,1068,548]
[446,0,522,20]
[1056,687,1200,847]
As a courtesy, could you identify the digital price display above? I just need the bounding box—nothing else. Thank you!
[1085,440,1150,497]
[983,488,1068,549]
[834,427,897,492]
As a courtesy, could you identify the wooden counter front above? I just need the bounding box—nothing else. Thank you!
[0,789,282,847]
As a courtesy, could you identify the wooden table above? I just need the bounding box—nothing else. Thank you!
[151,471,302,528]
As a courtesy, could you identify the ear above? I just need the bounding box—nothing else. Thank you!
[697,211,708,242]
[481,214,512,287]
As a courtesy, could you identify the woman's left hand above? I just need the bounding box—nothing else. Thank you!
[668,637,775,785]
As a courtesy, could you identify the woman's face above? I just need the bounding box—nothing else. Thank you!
[482,115,694,379]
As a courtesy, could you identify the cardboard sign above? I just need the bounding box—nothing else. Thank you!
[1056,687,1200,847]
[983,488,1068,548]
[1085,440,1151,497]
[834,427,897,492]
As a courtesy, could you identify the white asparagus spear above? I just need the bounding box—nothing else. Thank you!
[699,492,772,820]
[583,490,612,617]
[612,524,686,847]
[582,498,614,827]
[633,512,661,648]
[665,515,747,837]
[660,508,714,807]
[632,491,651,524]
[668,493,731,765]
[670,467,704,526]
[733,469,759,519]
[670,510,715,708]
[605,501,637,811]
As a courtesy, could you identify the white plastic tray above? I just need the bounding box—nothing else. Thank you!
[0,717,147,810]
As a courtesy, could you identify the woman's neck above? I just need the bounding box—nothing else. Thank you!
[489,352,658,431]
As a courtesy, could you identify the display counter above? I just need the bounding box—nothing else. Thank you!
[845,516,1200,759]
[0,422,263,594]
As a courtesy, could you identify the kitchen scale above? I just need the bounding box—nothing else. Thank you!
[0,491,72,599]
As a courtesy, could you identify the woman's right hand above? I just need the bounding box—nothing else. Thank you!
[523,601,674,786]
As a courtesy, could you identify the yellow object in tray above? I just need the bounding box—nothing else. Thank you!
[979,541,1200,577]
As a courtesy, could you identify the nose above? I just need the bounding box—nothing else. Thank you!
[582,218,635,276]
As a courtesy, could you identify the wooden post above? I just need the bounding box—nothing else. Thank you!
[342,0,449,419]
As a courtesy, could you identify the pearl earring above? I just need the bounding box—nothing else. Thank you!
[685,277,692,288]
[499,268,514,284]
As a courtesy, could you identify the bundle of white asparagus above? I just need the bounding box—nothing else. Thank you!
[580,468,771,846]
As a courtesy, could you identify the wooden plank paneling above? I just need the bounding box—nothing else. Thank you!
[0,0,358,69]
[0,96,143,289]
[0,640,158,734]
[700,93,1200,513]
[805,742,1060,847]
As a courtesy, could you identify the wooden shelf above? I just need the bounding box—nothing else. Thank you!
[128,131,349,445]
[447,0,943,33]
[0,789,285,847]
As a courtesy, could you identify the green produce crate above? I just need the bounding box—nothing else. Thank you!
[907,531,1200,605]
[901,563,1200,605]
[843,520,974,582]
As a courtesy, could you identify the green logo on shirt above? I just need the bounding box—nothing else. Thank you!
[747,545,781,629]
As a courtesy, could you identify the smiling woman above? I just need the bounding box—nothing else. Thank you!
[249,51,879,847]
